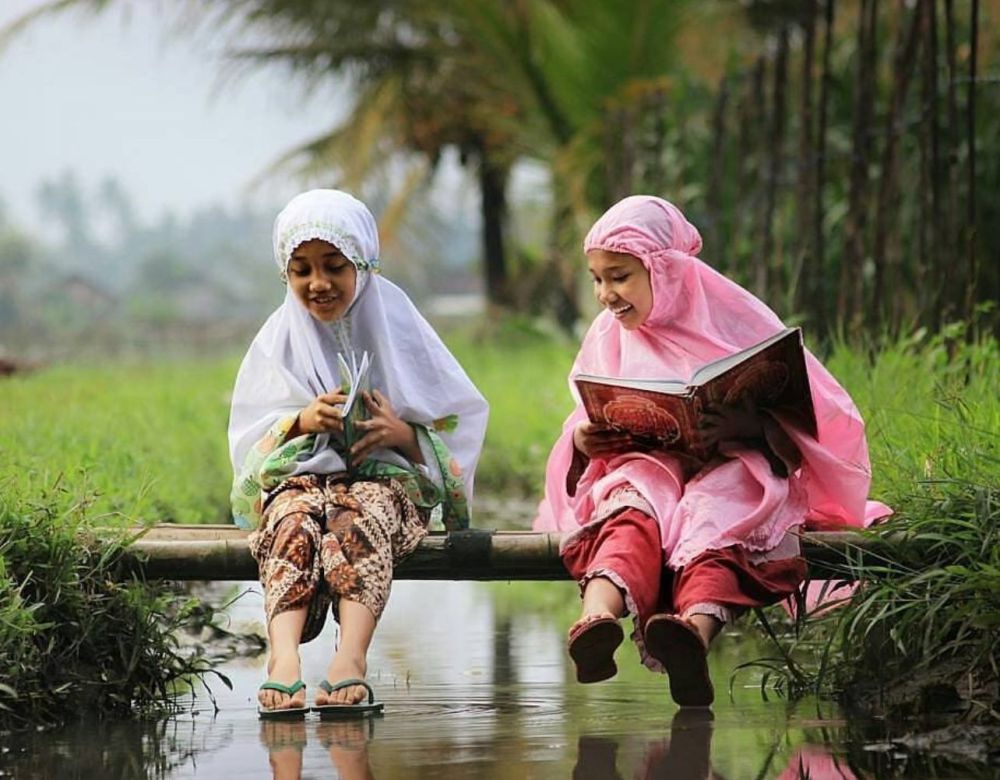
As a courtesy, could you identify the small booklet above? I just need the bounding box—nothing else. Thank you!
[336,350,372,471]
[574,327,817,459]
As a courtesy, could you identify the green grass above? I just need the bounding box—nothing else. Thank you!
[0,319,577,524]
[0,487,229,731]
[754,329,1000,717]
[0,358,237,526]
[447,318,578,496]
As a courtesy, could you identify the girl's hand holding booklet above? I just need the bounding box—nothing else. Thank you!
[337,350,372,471]
[574,327,817,459]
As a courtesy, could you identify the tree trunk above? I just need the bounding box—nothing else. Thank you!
[813,0,836,336]
[707,75,730,256]
[766,26,790,306]
[794,1,818,318]
[870,1,923,333]
[758,28,789,301]
[964,0,979,333]
[549,186,581,333]
[841,0,878,334]
[943,0,962,325]
[920,0,941,329]
[478,150,510,308]
[734,58,766,284]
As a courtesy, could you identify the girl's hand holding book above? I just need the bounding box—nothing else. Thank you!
[573,421,634,459]
[293,390,348,436]
[351,390,423,465]
[699,400,764,447]
[700,400,801,477]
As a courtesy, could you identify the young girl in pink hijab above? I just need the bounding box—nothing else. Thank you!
[534,195,889,707]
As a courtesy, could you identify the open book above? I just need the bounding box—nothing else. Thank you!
[336,350,372,471]
[574,327,817,459]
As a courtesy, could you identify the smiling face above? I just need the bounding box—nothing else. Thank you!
[587,249,653,330]
[286,238,358,322]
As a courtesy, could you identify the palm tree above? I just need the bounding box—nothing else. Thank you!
[5,0,693,325]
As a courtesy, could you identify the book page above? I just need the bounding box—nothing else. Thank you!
[690,328,795,386]
[337,350,373,454]
[573,372,689,396]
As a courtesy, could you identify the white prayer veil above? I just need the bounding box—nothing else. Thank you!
[227,189,489,498]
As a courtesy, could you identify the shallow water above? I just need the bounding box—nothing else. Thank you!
[1,579,995,779]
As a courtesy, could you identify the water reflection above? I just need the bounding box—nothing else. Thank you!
[575,709,716,780]
[249,708,875,780]
[774,747,859,780]
[1,579,995,778]
[260,719,376,780]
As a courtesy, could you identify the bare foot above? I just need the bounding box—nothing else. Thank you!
[316,652,369,706]
[259,653,306,711]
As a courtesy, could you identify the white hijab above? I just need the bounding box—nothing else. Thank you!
[228,189,489,497]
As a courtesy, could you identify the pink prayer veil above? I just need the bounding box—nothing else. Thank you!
[535,195,890,537]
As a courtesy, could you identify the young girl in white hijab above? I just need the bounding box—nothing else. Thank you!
[229,190,488,717]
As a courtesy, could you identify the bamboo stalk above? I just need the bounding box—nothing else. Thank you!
[793,0,817,314]
[871,0,924,332]
[113,526,886,582]
[758,26,790,299]
[964,0,979,334]
[841,0,878,333]
[813,0,835,334]
[943,0,962,326]
[921,0,940,330]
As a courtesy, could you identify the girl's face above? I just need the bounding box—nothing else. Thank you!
[587,249,653,330]
[287,239,358,322]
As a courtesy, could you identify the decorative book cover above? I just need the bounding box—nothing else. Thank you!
[574,328,817,459]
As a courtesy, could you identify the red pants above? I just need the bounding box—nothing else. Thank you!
[561,508,806,628]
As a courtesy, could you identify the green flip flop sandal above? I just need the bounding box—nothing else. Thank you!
[313,678,385,719]
[258,679,309,720]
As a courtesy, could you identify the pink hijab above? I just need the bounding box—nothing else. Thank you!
[534,196,890,540]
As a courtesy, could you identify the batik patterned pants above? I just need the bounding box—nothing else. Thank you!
[249,473,428,643]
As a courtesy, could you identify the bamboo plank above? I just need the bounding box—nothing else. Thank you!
[114,525,881,582]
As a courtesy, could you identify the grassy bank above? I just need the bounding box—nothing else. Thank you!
[758,331,1000,722]
[0,487,225,731]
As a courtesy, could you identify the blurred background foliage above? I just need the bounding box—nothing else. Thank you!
[2,0,998,363]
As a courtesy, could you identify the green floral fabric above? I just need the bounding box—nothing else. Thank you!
[230,415,470,532]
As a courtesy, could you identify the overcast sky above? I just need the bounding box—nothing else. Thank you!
[0,0,354,232]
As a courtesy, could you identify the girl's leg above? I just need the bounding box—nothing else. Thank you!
[315,600,377,706]
[645,545,806,707]
[562,508,663,682]
[316,478,427,706]
[252,482,327,712]
[261,607,310,711]
[684,613,723,649]
[564,508,663,628]
[673,545,807,647]
[580,574,626,620]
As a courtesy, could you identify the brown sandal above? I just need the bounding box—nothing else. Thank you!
[567,614,624,684]
[644,614,714,707]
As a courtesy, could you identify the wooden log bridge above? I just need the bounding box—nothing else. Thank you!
[122,525,876,581]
